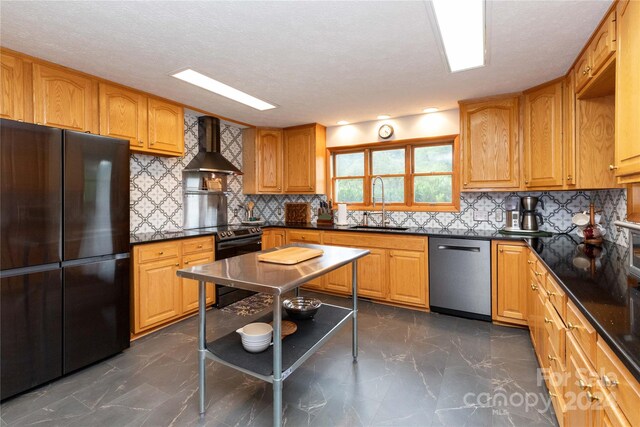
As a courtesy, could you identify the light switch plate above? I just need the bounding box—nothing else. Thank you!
[495,210,503,222]
[473,210,489,221]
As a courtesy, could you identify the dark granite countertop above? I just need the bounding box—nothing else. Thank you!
[130,222,639,380]
[532,234,640,382]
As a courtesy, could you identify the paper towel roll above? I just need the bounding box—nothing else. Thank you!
[337,203,348,225]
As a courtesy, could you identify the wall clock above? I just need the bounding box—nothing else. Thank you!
[378,124,394,139]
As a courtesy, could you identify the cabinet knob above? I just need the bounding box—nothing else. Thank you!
[175,263,179,266]
[609,164,618,170]
[531,283,538,290]
[185,261,190,265]
[566,322,578,331]
[567,175,572,181]
[525,180,529,185]
[544,317,553,324]
[578,379,592,390]
[547,354,557,362]
[159,251,164,255]
[586,391,599,403]
[463,182,468,186]
[499,249,503,253]
[198,244,203,248]
[534,271,542,277]
[139,140,144,145]
[602,375,618,388]
[546,290,557,297]
[585,65,592,72]
[549,392,557,398]
[527,260,533,264]
[150,140,155,145]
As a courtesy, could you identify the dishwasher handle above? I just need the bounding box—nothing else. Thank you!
[437,245,481,253]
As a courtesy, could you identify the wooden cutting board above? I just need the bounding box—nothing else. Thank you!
[258,247,324,265]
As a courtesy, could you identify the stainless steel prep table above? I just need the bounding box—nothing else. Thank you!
[176,243,369,426]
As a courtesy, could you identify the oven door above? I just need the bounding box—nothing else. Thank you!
[215,236,262,260]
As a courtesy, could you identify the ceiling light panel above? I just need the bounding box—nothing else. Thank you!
[377,115,391,120]
[423,107,439,113]
[172,69,276,111]
[431,0,485,72]
[337,120,350,125]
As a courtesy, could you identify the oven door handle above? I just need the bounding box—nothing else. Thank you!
[216,236,262,250]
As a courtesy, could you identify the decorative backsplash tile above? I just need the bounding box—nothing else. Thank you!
[130,112,630,249]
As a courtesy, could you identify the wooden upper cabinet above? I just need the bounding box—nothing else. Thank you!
[283,123,326,194]
[0,51,25,121]
[147,98,184,156]
[574,51,592,93]
[258,129,283,192]
[493,242,528,326]
[590,9,617,77]
[524,81,564,188]
[459,97,520,190]
[32,63,97,133]
[99,83,147,150]
[614,0,640,183]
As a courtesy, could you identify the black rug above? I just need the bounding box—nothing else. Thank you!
[220,293,274,316]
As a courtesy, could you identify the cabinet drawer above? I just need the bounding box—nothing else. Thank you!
[323,232,425,251]
[527,250,538,269]
[137,241,181,263]
[544,301,566,364]
[183,236,214,255]
[545,274,567,321]
[596,339,640,427]
[286,229,322,244]
[548,377,567,427]
[594,383,631,427]
[566,300,597,367]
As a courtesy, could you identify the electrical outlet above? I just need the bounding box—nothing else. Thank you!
[232,208,239,218]
[473,210,489,222]
[495,210,503,222]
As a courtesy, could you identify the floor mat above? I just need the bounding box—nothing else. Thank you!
[220,293,274,316]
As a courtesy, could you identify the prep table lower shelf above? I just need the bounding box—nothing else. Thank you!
[206,303,352,381]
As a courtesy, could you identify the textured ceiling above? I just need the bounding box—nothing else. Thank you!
[0,0,611,128]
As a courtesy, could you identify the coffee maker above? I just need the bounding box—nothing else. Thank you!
[521,196,544,231]
[504,196,521,231]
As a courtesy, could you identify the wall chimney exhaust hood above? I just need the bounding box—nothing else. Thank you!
[183,116,243,175]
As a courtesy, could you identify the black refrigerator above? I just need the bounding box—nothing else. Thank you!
[0,119,130,400]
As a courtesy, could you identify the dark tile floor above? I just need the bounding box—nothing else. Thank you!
[0,293,558,426]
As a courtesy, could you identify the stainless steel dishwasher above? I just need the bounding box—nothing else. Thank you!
[429,237,491,321]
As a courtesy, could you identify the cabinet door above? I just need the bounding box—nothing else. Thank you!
[262,230,275,250]
[148,98,184,156]
[283,126,315,193]
[357,248,386,299]
[33,64,97,133]
[181,252,215,313]
[388,250,426,307]
[138,257,181,330]
[258,129,283,193]
[575,51,592,92]
[615,0,640,182]
[460,97,519,189]
[325,263,352,294]
[494,244,528,324]
[0,52,24,121]
[524,81,564,188]
[99,83,147,150]
[564,72,577,186]
[590,10,617,76]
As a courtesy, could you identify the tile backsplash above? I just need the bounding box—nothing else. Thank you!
[130,112,630,248]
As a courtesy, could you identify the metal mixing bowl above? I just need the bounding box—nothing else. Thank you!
[283,297,322,320]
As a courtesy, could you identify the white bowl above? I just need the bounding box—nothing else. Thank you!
[241,337,271,346]
[242,341,270,353]
[236,322,273,343]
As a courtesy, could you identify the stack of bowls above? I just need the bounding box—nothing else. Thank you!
[236,322,273,353]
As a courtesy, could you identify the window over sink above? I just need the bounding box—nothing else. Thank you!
[328,136,460,212]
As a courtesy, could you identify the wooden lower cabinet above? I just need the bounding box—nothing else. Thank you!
[181,252,215,312]
[262,229,285,250]
[492,241,528,325]
[281,230,428,309]
[388,249,427,307]
[137,257,182,329]
[285,229,323,290]
[565,333,599,427]
[132,236,215,337]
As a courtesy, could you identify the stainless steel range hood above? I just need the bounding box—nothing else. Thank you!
[183,116,243,175]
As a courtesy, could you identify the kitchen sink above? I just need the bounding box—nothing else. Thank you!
[348,225,409,231]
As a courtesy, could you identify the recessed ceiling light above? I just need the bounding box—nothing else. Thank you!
[432,0,485,72]
[423,107,439,113]
[337,120,350,125]
[171,69,276,111]
[377,115,391,120]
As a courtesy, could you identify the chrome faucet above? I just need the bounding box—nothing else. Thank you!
[371,176,388,226]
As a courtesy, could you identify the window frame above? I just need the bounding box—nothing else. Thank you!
[328,135,460,212]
